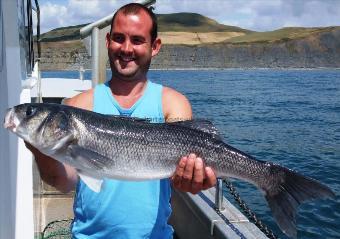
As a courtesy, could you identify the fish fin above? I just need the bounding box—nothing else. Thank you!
[170,120,222,139]
[78,171,103,193]
[68,145,111,171]
[50,133,74,152]
[263,164,335,238]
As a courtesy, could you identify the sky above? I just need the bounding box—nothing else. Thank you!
[35,0,340,33]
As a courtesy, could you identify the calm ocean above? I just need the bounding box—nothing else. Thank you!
[43,69,340,239]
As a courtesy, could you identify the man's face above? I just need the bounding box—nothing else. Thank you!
[106,11,160,81]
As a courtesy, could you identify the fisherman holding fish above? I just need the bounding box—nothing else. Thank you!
[6,2,334,239]
[26,3,216,239]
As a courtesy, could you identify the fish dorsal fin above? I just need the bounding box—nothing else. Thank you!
[170,120,222,140]
[78,171,103,193]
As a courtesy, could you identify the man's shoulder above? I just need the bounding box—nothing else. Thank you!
[162,87,188,103]
[64,88,94,111]
[163,86,186,98]
[162,87,192,122]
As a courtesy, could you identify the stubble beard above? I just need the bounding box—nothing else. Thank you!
[111,57,151,82]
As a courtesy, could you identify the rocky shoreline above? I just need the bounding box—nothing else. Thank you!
[38,27,340,70]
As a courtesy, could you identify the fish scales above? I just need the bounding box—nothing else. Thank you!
[3,103,335,239]
[72,110,218,178]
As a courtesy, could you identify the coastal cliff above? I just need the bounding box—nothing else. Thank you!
[153,27,340,68]
[37,13,340,70]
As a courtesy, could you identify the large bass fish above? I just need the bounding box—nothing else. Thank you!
[3,103,335,238]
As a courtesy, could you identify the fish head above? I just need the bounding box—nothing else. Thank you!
[3,103,74,152]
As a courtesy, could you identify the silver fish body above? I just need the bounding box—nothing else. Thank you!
[3,103,335,238]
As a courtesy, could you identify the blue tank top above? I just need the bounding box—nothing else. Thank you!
[72,80,173,239]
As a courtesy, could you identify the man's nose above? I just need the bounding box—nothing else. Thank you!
[122,40,133,53]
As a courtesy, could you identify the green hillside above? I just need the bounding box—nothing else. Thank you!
[39,23,88,42]
[39,12,251,42]
[39,12,339,44]
[225,27,339,43]
[157,13,250,33]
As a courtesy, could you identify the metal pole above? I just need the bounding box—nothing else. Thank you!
[79,65,85,81]
[215,179,224,211]
[91,27,99,86]
[36,60,42,103]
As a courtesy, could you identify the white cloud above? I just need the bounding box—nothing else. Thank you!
[211,0,340,31]
[67,0,124,20]
[68,0,101,17]
[39,0,128,32]
[40,2,69,32]
[37,0,340,33]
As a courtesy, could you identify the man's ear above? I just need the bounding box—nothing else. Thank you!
[151,38,162,57]
[106,33,111,48]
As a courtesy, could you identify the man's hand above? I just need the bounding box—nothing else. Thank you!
[25,141,78,193]
[171,153,217,194]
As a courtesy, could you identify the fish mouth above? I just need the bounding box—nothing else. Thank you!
[3,108,16,131]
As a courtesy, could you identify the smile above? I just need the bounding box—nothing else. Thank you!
[119,55,135,62]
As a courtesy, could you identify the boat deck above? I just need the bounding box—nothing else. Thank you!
[170,188,269,239]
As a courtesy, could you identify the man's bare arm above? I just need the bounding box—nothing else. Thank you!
[26,142,77,193]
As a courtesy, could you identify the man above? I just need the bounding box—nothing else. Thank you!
[27,3,216,238]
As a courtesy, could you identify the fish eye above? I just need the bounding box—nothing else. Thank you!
[26,106,35,116]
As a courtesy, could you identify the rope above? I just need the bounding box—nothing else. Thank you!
[42,219,72,239]
[223,179,278,239]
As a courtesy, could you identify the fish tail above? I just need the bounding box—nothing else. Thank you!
[263,164,335,238]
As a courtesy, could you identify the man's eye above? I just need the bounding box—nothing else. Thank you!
[132,37,145,45]
[113,35,124,43]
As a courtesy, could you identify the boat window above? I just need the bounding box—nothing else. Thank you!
[17,0,36,77]
[0,0,3,72]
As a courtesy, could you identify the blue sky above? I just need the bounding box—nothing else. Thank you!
[35,0,340,33]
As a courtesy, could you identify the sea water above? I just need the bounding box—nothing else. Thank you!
[42,69,340,239]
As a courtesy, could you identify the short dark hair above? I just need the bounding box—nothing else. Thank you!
[110,3,158,43]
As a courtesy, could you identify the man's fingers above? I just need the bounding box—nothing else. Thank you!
[191,157,204,194]
[172,154,217,194]
[203,167,217,190]
[181,154,195,191]
[172,156,187,188]
[175,156,187,177]
[183,154,195,180]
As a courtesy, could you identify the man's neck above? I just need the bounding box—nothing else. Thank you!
[108,77,148,108]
